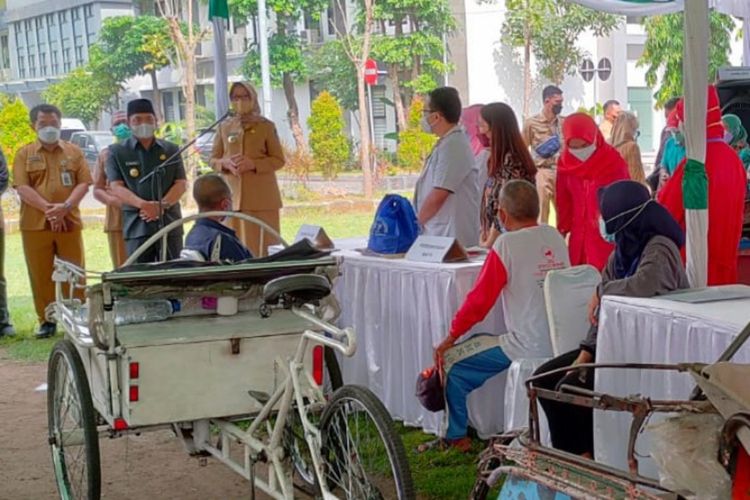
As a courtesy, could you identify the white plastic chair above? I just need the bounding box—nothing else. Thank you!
[544,265,601,356]
[503,265,600,443]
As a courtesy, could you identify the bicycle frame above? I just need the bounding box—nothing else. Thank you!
[199,305,356,500]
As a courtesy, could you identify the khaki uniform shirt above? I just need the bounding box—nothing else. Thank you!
[522,112,564,169]
[210,117,285,211]
[94,147,122,232]
[13,140,92,231]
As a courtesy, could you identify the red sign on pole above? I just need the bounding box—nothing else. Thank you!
[364,59,378,86]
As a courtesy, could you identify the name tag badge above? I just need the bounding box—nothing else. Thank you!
[61,171,73,187]
[125,161,140,178]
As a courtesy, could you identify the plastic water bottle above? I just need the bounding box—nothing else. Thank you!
[172,296,217,317]
[114,299,177,326]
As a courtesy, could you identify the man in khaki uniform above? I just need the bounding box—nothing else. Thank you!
[93,110,129,268]
[13,104,91,338]
[522,85,564,224]
[211,82,285,256]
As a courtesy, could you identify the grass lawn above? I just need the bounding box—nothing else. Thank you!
[0,205,503,499]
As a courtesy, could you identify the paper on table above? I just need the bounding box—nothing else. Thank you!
[663,285,750,304]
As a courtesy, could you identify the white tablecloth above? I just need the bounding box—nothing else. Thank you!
[594,287,750,478]
[334,243,506,436]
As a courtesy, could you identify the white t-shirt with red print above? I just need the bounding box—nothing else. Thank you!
[449,224,570,360]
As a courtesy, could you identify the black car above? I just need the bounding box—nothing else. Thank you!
[195,129,216,163]
[70,131,115,172]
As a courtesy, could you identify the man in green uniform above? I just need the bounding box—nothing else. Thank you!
[106,99,187,263]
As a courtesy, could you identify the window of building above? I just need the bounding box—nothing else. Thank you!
[17,55,24,79]
[372,85,387,148]
[163,91,175,122]
[59,11,67,24]
[0,35,9,69]
[63,47,70,62]
[47,14,55,27]
[51,51,59,74]
[28,54,36,77]
[84,4,93,18]
[75,46,83,65]
[72,8,80,21]
[40,53,47,75]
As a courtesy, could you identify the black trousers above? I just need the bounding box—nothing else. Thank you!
[125,232,183,263]
[533,349,595,456]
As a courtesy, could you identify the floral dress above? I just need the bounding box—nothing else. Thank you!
[480,153,536,234]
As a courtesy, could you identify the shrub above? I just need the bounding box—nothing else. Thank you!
[398,96,437,173]
[282,143,314,185]
[308,91,350,179]
[0,96,36,180]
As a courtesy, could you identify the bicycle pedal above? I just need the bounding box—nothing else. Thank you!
[248,390,270,404]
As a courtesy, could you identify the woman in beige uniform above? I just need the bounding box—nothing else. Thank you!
[210,82,285,256]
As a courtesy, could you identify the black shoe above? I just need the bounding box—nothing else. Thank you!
[35,322,57,339]
[0,323,15,338]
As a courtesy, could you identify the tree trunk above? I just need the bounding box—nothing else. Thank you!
[391,19,407,131]
[358,0,375,198]
[283,71,307,153]
[390,65,407,131]
[522,13,532,120]
[149,69,164,123]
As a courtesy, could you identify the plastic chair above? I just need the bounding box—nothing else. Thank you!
[544,265,601,356]
[503,265,600,443]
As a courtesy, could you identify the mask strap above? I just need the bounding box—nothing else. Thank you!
[605,200,651,235]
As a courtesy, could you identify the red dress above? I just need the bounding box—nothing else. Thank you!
[657,86,746,285]
[556,113,631,271]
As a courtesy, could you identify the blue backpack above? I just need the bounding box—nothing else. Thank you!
[367,194,420,254]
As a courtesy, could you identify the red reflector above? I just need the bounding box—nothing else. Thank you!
[113,418,128,431]
[129,362,139,379]
[312,346,324,386]
[129,385,139,402]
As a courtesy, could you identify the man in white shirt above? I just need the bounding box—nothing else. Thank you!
[413,87,480,247]
[432,180,570,451]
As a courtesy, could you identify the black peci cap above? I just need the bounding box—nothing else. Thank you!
[127,98,156,118]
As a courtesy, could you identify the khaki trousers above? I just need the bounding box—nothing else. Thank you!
[228,209,280,257]
[107,230,127,269]
[536,168,557,224]
[22,229,85,324]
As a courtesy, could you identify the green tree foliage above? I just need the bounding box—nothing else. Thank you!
[89,16,173,83]
[308,91,350,179]
[42,68,119,127]
[639,12,734,108]
[0,96,36,172]
[397,96,437,172]
[503,0,619,84]
[369,0,455,125]
[308,39,359,111]
[233,0,329,152]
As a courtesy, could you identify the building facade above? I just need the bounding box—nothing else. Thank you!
[0,0,134,104]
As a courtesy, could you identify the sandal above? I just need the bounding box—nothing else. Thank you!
[416,436,473,454]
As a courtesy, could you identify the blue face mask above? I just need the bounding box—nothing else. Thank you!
[112,123,132,141]
[599,201,652,244]
[599,217,616,244]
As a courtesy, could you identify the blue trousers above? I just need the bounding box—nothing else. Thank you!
[445,346,511,440]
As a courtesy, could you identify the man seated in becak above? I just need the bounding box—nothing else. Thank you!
[432,179,570,452]
[184,174,252,262]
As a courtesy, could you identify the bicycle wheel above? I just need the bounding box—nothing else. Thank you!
[319,385,415,500]
[287,348,344,494]
[48,339,101,500]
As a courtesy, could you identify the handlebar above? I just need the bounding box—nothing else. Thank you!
[292,306,356,357]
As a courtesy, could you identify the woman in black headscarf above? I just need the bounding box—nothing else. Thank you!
[532,180,689,457]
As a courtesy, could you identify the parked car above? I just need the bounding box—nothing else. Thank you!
[61,118,87,141]
[70,131,115,172]
[195,129,216,163]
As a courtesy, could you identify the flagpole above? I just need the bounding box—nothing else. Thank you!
[258,0,272,117]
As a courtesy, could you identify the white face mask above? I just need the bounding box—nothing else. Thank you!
[37,126,61,144]
[420,114,434,134]
[132,123,156,140]
[569,142,597,162]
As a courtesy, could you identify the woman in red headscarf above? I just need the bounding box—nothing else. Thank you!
[657,85,746,285]
[556,113,630,270]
